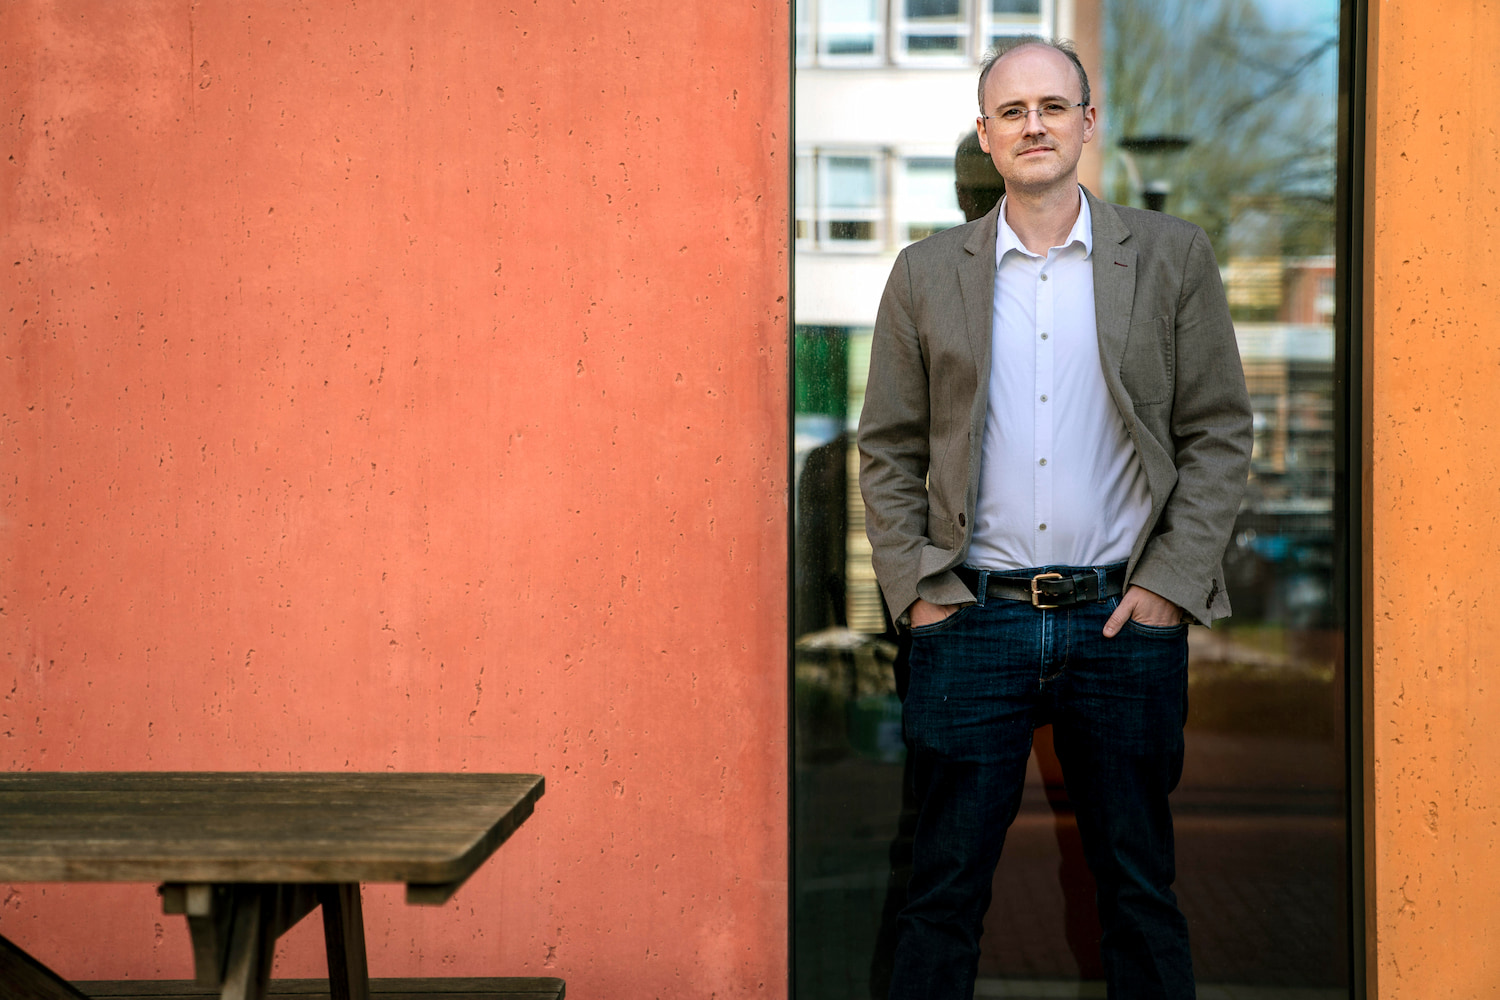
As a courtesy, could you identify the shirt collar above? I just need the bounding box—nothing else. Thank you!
[995,186,1093,261]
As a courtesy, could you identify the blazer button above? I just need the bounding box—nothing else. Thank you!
[958,513,967,527]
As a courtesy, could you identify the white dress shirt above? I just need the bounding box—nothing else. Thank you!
[966,189,1152,571]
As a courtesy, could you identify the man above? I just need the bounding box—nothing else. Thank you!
[857,37,1252,1000]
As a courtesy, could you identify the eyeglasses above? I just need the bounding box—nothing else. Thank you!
[980,102,1086,131]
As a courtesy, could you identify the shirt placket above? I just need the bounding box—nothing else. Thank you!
[1035,253,1054,565]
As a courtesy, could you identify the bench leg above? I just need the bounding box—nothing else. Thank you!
[318,883,370,1000]
[0,931,91,1000]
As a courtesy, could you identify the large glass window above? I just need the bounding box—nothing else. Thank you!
[793,0,1351,996]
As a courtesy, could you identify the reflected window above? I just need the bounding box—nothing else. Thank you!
[796,0,1048,66]
[897,0,971,61]
[796,154,816,243]
[819,0,886,62]
[984,0,1050,47]
[810,152,885,248]
[897,156,965,241]
[796,0,814,62]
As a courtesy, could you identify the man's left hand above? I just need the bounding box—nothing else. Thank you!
[1103,585,1183,637]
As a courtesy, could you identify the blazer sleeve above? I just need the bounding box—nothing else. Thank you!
[857,249,936,624]
[1127,227,1254,623]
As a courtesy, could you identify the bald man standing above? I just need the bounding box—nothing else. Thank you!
[857,36,1252,1000]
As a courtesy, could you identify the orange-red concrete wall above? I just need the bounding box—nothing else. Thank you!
[0,2,788,994]
[1365,1,1500,995]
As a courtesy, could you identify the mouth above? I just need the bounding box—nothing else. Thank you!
[1016,146,1054,157]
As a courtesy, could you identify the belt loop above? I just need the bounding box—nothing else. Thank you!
[975,569,988,607]
[1094,566,1105,601]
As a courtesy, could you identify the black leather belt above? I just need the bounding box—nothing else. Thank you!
[955,564,1126,609]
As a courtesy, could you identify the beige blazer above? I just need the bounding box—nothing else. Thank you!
[857,188,1253,626]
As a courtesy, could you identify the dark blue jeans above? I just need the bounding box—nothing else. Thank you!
[889,566,1194,1000]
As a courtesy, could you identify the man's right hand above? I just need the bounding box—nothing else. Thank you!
[908,598,961,629]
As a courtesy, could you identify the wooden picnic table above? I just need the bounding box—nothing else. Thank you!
[0,772,548,1000]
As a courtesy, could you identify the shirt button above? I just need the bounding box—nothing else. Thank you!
[1039,458,1047,466]
[1039,523,1048,531]
[1040,274,1049,281]
[1040,332,1049,340]
[1040,394,1048,402]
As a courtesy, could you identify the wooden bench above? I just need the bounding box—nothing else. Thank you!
[75,980,564,1000]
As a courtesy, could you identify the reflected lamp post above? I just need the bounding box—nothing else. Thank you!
[1118,134,1191,212]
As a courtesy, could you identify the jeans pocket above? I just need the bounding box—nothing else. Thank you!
[908,603,973,637]
[1123,617,1189,639]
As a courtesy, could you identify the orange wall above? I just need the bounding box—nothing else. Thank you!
[0,1,788,994]
[1365,1,1500,995]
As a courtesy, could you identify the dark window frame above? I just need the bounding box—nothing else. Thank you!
[786,0,1370,991]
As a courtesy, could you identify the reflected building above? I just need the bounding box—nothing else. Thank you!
[795,1,1080,636]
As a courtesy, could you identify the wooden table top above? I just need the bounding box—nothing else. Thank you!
[0,772,544,894]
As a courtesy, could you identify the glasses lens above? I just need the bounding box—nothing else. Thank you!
[990,105,1075,129]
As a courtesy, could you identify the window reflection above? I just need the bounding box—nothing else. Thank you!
[793,0,1348,996]
[898,157,968,241]
[899,0,971,60]
[816,0,886,61]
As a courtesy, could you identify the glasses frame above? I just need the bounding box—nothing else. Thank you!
[979,101,1087,131]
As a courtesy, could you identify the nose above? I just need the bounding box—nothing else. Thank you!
[1020,108,1048,135]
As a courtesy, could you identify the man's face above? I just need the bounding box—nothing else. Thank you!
[975,45,1096,196]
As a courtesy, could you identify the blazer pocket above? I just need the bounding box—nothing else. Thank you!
[927,511,958,550]
[1120,315,1173,407]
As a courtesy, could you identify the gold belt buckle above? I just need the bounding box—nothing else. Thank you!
[1031,572,1064,609]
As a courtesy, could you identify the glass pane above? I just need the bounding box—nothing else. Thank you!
[796,0,813,62]
[902,0,968,58]
[823,0,883,57]
[797,154,816,241]
[900,157,964,240]
[826,0,881,20]
[827,33,880,56]
[905,33,966,54]
[906,0,963,18]
[793,0,1349,996]
[820,155,882,243]
[823,156,878,209]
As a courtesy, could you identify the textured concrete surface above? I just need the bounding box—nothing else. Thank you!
[1,2,788,995]
[1365,0,1500,995]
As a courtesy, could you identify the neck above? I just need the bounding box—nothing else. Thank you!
[1003,183,1082,256]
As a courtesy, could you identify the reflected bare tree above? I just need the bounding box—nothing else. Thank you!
[1103,0,1336,260]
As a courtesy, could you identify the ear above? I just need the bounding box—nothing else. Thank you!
[976,118,991,154]
[1081,104,1098,144]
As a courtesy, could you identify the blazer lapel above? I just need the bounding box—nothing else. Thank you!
[1088,188,1136,396]
[959,202,1001,380]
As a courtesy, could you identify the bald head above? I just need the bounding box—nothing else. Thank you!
[977,37,1091,113]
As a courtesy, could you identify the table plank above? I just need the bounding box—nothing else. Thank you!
[0,774,544,887]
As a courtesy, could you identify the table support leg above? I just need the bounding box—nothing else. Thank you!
[318,883,371,1000]
[163,883,320,1000]
[0,931,91,1000]
[218,886,276,1000]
